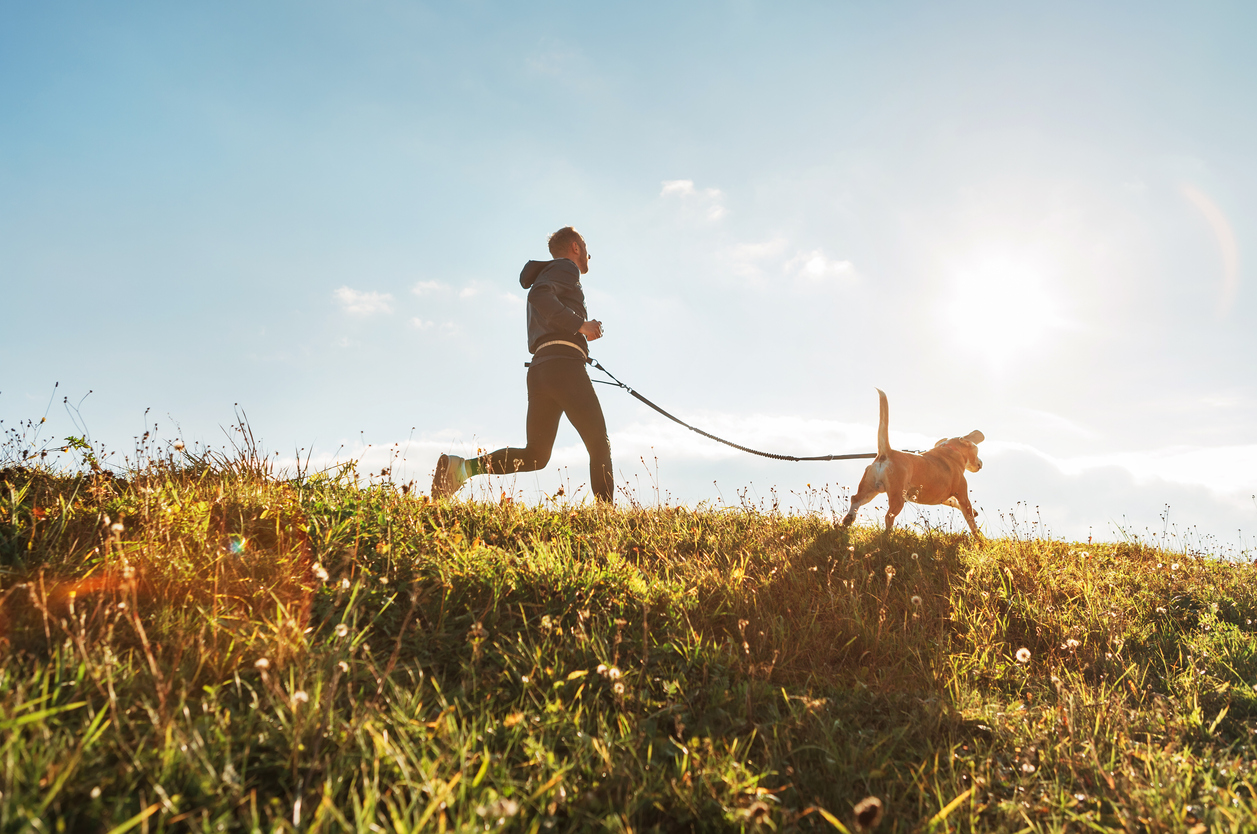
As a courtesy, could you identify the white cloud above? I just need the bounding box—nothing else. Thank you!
[660,179,727,221]
[724,238,858,289]
[786,250,856,284]
[459,287,479,299]
[411,318,459,336]
[334,286,393,316]
[412,280,450,295]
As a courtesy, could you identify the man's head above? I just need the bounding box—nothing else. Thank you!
[548,226,590,274]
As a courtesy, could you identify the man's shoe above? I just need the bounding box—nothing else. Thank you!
[431,454,469,499]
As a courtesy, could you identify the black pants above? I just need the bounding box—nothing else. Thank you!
[480,358,614,502]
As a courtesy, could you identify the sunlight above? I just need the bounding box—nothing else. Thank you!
[940,255,1064,369]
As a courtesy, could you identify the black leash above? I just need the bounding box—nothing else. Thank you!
[587,358,877,462]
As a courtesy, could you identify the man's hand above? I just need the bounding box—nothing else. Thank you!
[578,320,604,341]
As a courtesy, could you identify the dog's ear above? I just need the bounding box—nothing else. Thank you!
[965,430,985,444]
[934,438,948,448]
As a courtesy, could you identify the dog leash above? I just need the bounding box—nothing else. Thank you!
[586,357,878,462]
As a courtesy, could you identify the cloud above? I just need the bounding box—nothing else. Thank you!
[411,318,459,336]
[785,250,856,284]
[459,287,479,299]
[725,238,858,289]
[660,179,727,221]
[412,280,450,295]
[334,287,393,316]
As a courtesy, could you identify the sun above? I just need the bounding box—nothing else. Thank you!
[940,255,1065,368]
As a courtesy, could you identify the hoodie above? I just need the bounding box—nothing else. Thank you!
[519,258,588,359]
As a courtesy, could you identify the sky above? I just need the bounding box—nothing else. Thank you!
[2,2,1255,551]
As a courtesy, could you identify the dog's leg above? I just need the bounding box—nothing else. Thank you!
[953,491,983,540]
[841,472,880,527]
[884,490,906,532]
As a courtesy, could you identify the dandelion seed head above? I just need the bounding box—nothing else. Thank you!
[291,690,309,705]
[90,786,102,799]
[335,623,349,638]
[521,675,530,683]
[608,666,622,680]
[1021,761,1036,774]
[340,577,351,590]
[1171,563,1180,571]
[173,441,185,451]
[255,658,270,670]
[1064,638,1080,650]
[312,563,329,582]
[596,664,608,675]
[613,682,625,695]
[911,595,923,607]
[1015,647,1031,664]
[853,796,884,831]
[110,522,124,534]
[338,661,349,673]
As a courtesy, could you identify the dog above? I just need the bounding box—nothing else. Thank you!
[840,389,985,538]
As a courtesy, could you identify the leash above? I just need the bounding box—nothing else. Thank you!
[586,357,877,462]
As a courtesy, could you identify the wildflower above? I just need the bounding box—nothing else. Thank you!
[340,577,350,590]
[911,595,923,607]
[613,682,625,695]
[1156,607,1167,615]
[853,796,884,831]
[521,675,530,683]
[255,658,270,670]
[291,690,309,706]
[476,799,520,820]
[379,576,389,585]
[312,563,329,582]
[1064,638,1080,650]
[173,441,185,451]
[1015,647,1031,664]
[335,623,349,638]
[540,614,553,631]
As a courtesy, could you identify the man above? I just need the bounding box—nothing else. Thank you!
[431,226,614,502]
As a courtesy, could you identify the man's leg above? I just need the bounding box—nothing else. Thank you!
[542,361,614,503]
[470,364,563,477]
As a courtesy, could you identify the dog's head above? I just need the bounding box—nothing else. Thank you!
[933,430,984,472]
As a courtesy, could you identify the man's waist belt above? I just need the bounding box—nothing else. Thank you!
[533,340,587,358]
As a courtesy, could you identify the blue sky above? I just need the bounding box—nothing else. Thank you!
[3,2,1255,549]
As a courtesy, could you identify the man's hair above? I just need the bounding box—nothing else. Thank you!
[548,226,583,258]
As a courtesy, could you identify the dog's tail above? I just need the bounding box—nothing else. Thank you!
[875,388,891,458]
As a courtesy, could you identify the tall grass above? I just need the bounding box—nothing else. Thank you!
[2,440,1256,832]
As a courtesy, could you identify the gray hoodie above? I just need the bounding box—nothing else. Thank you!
[519,258,588,358]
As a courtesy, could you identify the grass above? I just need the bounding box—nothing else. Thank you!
[2,439,1257,832]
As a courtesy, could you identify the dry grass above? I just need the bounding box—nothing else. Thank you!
[2,444,1257,831]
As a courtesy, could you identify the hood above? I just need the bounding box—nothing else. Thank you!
[519,260,550,289]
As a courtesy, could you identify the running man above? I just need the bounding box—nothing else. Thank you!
[431,226,614,502]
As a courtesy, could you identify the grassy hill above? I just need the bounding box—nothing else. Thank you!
[2,453,1257,832]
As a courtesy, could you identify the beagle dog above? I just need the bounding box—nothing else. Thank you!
[840,389,985,538]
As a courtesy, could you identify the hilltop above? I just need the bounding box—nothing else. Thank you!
[2,457,1256,832]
